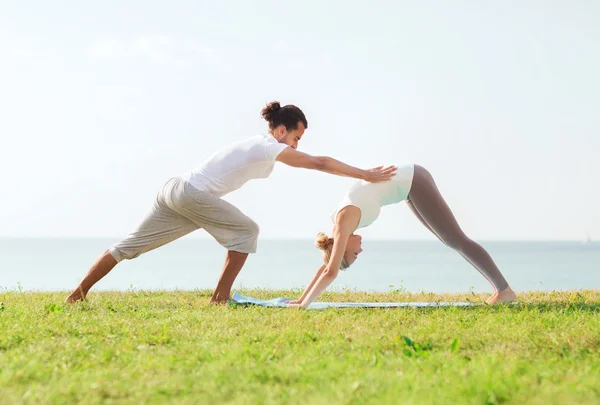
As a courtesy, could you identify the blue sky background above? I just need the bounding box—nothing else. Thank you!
[1,1,598,241]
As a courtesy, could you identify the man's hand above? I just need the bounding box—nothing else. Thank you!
[361,165,397,183]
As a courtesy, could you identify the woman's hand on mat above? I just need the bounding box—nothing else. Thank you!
[284,299,307,308]
[362,165,397,183]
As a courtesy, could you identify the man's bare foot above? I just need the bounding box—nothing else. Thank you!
[209,290,236,305]
[209,297,235,305]
[65,286,87,304]
[486,286,516,304]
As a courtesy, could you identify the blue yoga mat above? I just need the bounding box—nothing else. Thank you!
[230,292,475,309]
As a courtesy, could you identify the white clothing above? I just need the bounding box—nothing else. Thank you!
[182,135,289,197]
[110,177,261,261]
[331,164,415,229]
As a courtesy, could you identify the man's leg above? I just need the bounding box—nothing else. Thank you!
[65,179,197,303]
[210,251,249,303]
[203,213,258,304]
[175,186,260,304]
[65,250,117,303]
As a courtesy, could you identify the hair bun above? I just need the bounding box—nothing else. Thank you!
[315,232,333,251]
[260,101,281,122]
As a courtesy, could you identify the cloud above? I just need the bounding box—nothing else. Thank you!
[132,35,173,65]
[83,38,125,62]
[273,39,289,52]
[83,35,219,68]
[179,40,229,70]
[0,44,55,68]
[90,85,137,122]
[181,40,214,57]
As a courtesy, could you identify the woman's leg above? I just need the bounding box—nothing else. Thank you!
[406,199,486,284]
[405,199,441,239]
[407,165,515,303]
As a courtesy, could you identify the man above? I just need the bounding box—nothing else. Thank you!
[65,101,396,304]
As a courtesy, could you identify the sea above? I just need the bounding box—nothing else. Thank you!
[1,238,599,294]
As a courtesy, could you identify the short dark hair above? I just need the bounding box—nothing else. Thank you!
[260,101,308,131]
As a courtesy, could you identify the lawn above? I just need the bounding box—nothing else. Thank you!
[1,289,599,404]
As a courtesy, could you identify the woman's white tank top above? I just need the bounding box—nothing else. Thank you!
[331,164,415,229]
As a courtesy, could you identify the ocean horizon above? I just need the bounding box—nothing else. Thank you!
[2,238,599,295]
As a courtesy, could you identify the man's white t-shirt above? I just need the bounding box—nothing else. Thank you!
[182,135,289,198]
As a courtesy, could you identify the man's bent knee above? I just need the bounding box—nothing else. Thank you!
[109,245,145,262]
[246,219,260,238]
[222,219,260,254]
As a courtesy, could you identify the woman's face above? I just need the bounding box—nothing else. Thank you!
[344,234,363,266]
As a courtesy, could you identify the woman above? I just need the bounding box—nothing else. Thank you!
[65,101,397,304]
[286,164,516,308]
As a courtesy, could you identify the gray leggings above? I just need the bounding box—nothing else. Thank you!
[406,165,509,292]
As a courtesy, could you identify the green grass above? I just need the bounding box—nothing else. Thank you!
[1,289,599,405]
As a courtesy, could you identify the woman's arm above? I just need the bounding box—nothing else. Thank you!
[285,264,326,304]
[295,223,354,308]
[276,148,396,183]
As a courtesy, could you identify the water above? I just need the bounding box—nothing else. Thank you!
[1,238,599,294]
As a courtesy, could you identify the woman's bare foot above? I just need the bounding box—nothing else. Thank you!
[65,286,87,304]
[486,286,516,304]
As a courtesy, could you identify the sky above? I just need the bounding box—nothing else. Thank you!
[0,1,598,241]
